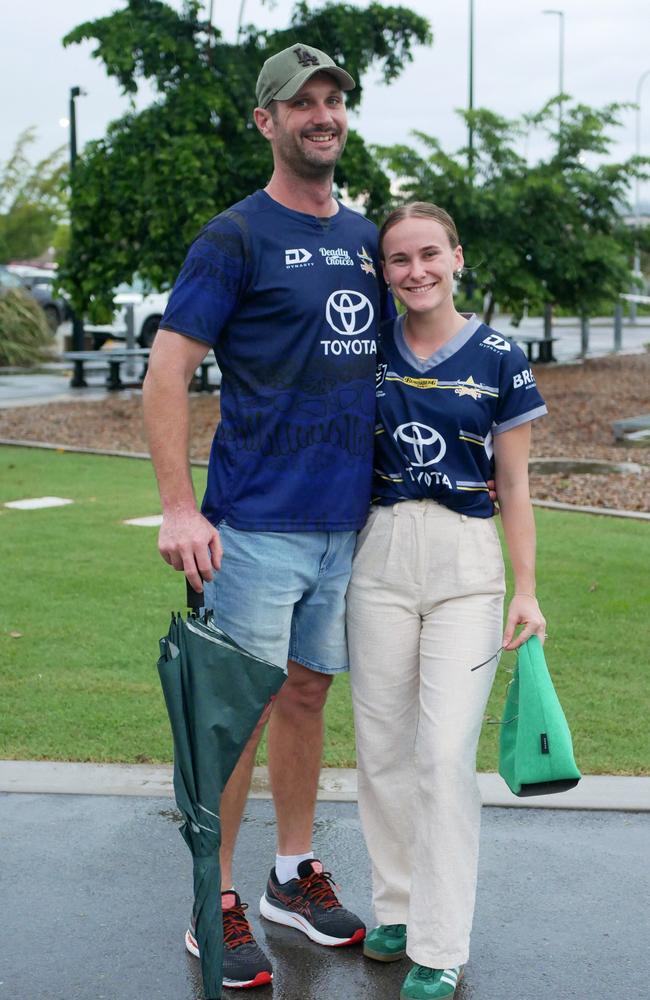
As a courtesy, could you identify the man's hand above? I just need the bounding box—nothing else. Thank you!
[158,509,222,594]
[487,478,498,506]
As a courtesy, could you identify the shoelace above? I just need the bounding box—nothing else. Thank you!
[298,869,342,909]
[383,924,406,936]
[223,902,254,948]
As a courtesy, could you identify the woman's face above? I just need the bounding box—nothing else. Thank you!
[382,217,463,317]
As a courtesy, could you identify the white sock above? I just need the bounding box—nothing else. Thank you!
[275,851,314,884]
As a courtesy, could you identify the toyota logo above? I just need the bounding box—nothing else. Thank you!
[326,290,374,336]
[394,422,446,466]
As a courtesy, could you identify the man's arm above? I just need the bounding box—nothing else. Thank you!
[142,329,222,593]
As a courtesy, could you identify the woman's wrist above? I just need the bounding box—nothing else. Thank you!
[514,591,537,599]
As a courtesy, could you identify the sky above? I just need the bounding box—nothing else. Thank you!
[3,0,650,204]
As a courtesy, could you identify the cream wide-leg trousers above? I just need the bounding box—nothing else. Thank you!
[347,500,505,969]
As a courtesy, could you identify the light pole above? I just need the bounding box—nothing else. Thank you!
[631,69,650,324]
[237,0,246,41]
[467,0,475,178]
[69,86,87,361]
[542,9,565,137]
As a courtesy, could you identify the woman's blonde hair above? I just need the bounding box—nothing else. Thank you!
[379,202,460,259]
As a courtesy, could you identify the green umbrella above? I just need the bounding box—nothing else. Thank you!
[158,594,286,999]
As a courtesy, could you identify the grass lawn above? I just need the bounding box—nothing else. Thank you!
[1,445,648,775]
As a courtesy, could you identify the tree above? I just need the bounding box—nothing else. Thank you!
[0,129,68,263]
[61,0,431,318]
[376,99,649,323]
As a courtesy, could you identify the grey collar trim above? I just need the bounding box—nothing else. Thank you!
[394,313,482,371]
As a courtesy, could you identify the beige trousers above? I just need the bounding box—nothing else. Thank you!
[347,500,505,968]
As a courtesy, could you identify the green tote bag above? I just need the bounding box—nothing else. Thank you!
[499,635,581,797]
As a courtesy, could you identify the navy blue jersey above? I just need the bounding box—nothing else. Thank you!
[373,314,547,517]
[161,190,395,531]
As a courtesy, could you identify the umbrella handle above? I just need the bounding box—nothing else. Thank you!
[186,578,204,614]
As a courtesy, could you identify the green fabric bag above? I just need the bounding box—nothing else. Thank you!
[498,635,581,797]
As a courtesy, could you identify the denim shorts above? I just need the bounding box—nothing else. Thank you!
[200,522,357,674]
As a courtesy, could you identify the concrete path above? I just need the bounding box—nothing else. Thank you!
[1,760,649,811]
[2,794,647,1000]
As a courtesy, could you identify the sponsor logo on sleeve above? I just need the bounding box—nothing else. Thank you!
[285,248,314,268]
[512,368,537,389]
[480,333,511,353]
[321,290,376,356]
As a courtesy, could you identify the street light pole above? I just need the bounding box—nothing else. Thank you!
[68,86,86,361]
[542,9,565,136]
[237,0,246,42]
[467,0,475,178]
[631,68,650,324]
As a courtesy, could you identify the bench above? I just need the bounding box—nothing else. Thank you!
[509,334,559,364]
[612,414,650,443]
[62,349,218,392]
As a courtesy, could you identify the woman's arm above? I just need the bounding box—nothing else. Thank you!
[493,422,546,651]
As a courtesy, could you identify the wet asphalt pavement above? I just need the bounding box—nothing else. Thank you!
[2,795,647,1000]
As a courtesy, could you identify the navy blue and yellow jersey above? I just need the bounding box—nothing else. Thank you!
[373,314,547,518]
[160,190,395,531]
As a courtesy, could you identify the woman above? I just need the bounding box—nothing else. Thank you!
[347,203,547,1000]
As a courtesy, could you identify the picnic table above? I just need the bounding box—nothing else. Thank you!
[62,349,219,392]
[509,334,559,364]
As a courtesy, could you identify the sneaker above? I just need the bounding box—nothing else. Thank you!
[400,964,464,1000]
[259,858,366,947]
[184,890,273,989]
[363,923,407,962]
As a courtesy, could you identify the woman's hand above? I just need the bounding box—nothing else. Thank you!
[502,594,546,651]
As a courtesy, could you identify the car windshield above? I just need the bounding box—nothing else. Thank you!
[0,268,24,289]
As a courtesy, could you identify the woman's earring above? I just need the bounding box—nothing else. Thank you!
[454,268,463,280]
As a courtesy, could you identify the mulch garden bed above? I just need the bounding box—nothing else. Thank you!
[1,353,648,512]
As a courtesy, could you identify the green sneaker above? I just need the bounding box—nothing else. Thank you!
[400,964,464,999]
[363,923,407,962]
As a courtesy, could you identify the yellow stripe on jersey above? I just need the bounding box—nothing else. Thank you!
[385,374,498,398]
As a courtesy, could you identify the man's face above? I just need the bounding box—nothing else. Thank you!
[259,72,348,179]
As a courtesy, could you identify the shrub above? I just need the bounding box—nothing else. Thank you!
[0,288,53,366]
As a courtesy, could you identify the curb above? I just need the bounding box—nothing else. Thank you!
[1,761,649,812]
[2,440,648,519]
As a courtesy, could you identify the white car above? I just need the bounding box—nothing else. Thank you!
[85,279,169,349]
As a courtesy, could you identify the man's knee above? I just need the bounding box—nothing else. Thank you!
[277,661,333,714]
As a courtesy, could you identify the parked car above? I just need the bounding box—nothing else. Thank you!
[84,279,169,349]
[6,265,71,331]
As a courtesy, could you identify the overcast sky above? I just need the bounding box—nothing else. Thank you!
[4,0,650,202]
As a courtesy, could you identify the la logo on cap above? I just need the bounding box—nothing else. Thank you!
[293,46,320,66]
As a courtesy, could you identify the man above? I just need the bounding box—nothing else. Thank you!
[143,43,395,989]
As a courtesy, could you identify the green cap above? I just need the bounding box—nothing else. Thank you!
[255,43,356,109]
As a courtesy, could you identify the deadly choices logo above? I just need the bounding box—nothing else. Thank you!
[321,290,376,356]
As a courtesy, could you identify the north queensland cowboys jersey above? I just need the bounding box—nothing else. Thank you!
[160,190,395,531]
[373,314,547,517]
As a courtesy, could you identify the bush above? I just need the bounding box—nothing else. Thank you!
[0,288,53,367]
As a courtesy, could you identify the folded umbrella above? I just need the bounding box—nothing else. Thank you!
[158,586,286,998]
